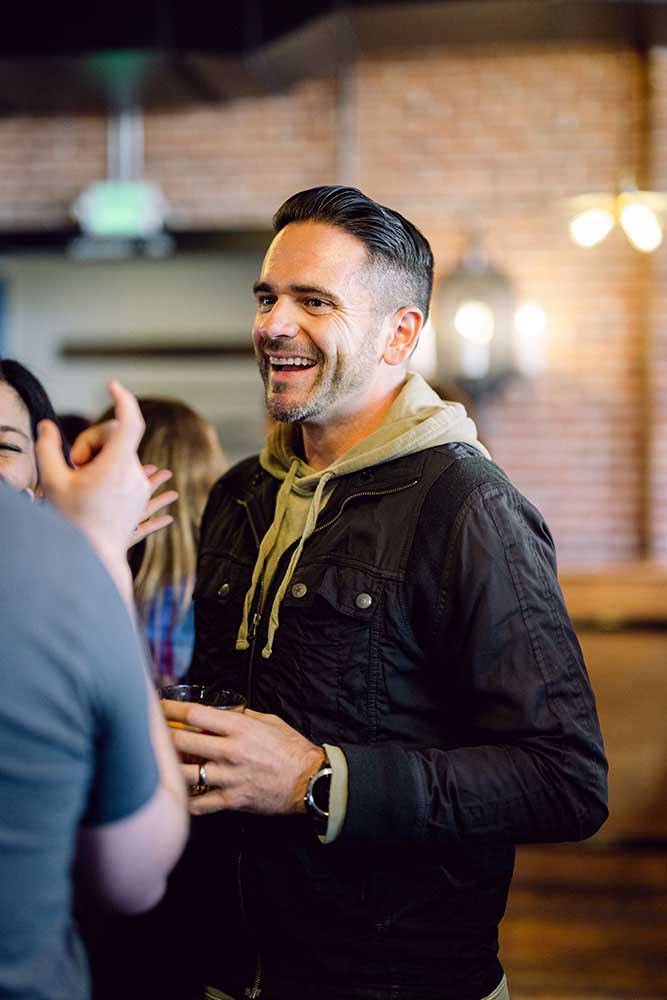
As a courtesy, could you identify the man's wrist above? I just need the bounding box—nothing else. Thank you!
[294,746,326,814]
[303,759,333,832]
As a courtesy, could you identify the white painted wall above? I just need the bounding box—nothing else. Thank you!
[0,251,269,461]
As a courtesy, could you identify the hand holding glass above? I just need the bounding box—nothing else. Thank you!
[159,684,246,793]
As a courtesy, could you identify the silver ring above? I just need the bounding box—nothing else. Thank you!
[198,762,208,788]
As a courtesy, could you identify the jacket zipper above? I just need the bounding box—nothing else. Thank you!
[312,479,419,534]
[235,846,263,998]
[240,498,266,645]
[249,585,265,642]
[245,955,262,998]
[236,478,417,1000]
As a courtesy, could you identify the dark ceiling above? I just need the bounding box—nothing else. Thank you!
[1,0,667,112]
[1,1,331,57]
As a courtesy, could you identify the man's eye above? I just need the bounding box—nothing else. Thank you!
[0,443,22,454]
[304,298,331,311]
[256,296,276,311]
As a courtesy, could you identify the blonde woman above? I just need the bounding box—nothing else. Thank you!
[126,397,226,684]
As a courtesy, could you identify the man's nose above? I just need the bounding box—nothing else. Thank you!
[255,297,299,338]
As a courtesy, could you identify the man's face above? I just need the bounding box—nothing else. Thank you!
[0,382,37,496]
[252,221,390,425]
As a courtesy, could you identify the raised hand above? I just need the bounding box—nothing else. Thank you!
[36,381,151,601]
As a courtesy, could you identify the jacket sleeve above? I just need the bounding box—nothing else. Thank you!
[337,483,608,849]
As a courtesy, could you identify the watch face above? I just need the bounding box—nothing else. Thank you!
[312,774,331,814]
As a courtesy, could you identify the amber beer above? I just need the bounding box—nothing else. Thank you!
[159,684,246,772]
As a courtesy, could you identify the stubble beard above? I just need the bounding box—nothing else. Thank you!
[259,329,381,424]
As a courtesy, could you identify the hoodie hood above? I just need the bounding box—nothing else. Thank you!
[236,372,490,658]
[259,370,490,489]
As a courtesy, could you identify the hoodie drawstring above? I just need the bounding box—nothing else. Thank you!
[260,470,334,659]
[234,372,489,662]
[235,460,300,652]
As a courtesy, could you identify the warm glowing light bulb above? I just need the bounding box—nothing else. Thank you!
[514,303,547,377]
[619,201,663,252]
[454,300,495,344]
[514,303,546,337]
[569,208,615,248]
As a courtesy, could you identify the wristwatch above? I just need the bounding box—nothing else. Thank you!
[304,760,333,832]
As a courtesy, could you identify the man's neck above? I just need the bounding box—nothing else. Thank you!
[300,383,404,470]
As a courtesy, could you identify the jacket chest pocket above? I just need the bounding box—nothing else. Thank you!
[191,553,253,691]
[268,562,384,745]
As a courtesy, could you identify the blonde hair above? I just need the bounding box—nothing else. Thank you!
[130,397,226,624]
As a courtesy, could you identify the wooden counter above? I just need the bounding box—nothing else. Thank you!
[559,565,667,843]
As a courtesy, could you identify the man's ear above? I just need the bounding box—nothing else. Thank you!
[383,307,424,367]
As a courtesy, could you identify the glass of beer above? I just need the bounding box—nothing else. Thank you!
[159,684,246,711]
[159,684,246,792]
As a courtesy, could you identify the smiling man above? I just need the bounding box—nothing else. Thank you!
[166,186,608,1000]
[252,218,414,443]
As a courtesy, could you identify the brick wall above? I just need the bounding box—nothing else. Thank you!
[0,40,665,568]
[648,47,667,564]
[144,80,338,227]
[0,115,106,227]
[352,45,651,566]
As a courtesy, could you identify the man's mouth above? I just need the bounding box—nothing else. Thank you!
[267,354,318,374]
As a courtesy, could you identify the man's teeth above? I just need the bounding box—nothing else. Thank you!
[270,357,314,367]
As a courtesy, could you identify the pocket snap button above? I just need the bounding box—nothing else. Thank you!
[291,582,308,598]
[355,592,373,610]
[217,582,231,599]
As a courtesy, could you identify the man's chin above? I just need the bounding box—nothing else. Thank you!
[267,401,306,423]
[266,392,319,424]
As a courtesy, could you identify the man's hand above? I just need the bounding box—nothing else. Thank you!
[36,382,151,602]
[161,700,326,817]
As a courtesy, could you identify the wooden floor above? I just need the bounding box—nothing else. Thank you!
[499,844,667,1000]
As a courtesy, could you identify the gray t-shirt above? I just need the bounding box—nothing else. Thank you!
[0,486,159,999]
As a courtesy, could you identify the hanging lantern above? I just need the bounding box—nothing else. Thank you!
[435,244,516,399]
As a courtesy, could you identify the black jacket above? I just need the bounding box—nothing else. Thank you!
[188,443,608,1000]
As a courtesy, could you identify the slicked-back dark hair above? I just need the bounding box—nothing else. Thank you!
[0,357,70,463]
[273,185,433,319]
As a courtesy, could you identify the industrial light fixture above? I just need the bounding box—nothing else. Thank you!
[566,184,667,253]
[429,241,547,400]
